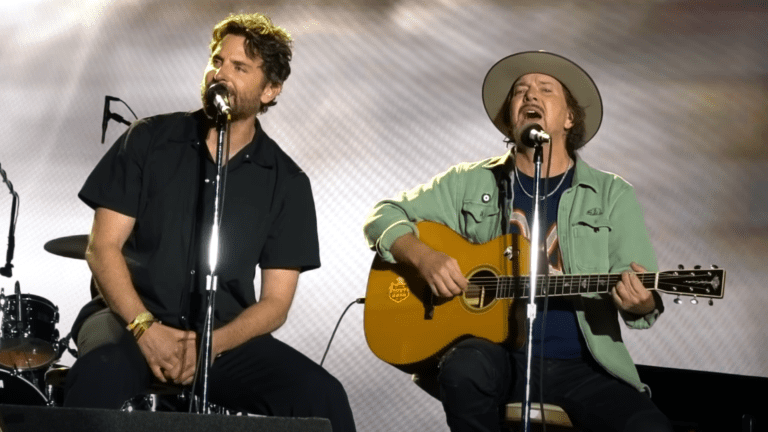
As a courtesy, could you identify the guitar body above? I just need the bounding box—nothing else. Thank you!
[364,221,530,373]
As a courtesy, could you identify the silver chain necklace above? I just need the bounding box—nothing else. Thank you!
[514,160,573,199]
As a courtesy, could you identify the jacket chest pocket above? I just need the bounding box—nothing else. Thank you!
[461,201,499,241]
[571,217,611,272]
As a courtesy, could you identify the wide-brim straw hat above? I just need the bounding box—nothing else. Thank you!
[482,51,602,149]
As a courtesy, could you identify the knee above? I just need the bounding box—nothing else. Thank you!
[438,342,508,398]
[624,410,674,432]
[307,368,349,402]
[70,340,147,384]
[64,342,150,409]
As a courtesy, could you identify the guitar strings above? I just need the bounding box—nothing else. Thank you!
[460,273,718,298]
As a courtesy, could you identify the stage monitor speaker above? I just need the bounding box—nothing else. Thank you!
[0,405,332,432]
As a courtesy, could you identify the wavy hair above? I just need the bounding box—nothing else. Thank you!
[209,13,293,113]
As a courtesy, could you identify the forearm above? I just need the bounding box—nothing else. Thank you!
[212,268,299,355]
[86,241,147,325]
[390,232,431,267]
[212,298,289,355]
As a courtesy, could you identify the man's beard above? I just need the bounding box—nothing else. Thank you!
[200,80,261,120]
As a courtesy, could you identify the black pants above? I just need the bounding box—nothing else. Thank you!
[438,338,673,432]
[63,309,356,432]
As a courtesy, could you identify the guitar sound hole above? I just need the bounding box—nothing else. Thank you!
[464,270,498,310]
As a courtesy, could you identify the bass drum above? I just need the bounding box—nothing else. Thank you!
[0,368,47,406]
[0,294,60,370]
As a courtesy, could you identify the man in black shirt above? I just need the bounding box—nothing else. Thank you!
[64,13,355,431]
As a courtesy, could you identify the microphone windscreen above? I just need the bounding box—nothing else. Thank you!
[204,83,230,118]
[518,123,544,148]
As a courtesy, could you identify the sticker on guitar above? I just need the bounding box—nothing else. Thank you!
[388,278,409,303]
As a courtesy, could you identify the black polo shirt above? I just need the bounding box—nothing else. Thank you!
[79,110,320,331]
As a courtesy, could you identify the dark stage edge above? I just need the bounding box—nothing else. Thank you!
[0,404,332,432]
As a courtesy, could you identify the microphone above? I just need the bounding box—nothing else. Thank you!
[101,96,111,144]
[518,123,551,148]
[205,83,232,117]
[101,96,120,144]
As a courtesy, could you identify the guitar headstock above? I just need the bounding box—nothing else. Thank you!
[656,265,725,305]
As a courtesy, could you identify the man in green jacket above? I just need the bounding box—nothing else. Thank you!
[363,51,672,432]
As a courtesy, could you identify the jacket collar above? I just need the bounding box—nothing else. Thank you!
[483,148,599,192]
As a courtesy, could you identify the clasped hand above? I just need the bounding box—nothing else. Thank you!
[136,322,199,385]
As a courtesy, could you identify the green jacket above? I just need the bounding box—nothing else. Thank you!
[363,151,662,392]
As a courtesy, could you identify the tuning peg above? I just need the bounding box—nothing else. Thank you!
[711,265,719,269]
[674,296,682,305]
[690,296,698,305]
[694,265,701,270]
[677,264,685,270]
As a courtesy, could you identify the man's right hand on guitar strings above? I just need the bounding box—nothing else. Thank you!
[390,232,468,298]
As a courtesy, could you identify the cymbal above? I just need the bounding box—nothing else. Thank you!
[44,235,88,260]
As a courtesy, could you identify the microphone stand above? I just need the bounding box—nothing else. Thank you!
[521,142,545,432]
[0,162,19,278]
[191,111,231,414]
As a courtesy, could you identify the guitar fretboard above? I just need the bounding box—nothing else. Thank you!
[465,270,723,300]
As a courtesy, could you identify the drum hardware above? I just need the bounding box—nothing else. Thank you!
[43,364,71,407]
[0,283,60,370]
[121,388,243,415]
[0,366,48,406]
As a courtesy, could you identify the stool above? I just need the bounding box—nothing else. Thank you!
[505,402,577,431]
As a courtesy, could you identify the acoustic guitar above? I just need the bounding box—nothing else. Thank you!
[363,221,725,373]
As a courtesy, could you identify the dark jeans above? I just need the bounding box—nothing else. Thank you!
[63,308,356,432]
[438,338,673,432]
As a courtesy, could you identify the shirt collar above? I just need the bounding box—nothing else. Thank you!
[173,110,275,168]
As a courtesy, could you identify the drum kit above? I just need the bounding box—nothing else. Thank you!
[0,234,87,407]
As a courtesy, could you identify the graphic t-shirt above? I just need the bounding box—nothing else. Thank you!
[509,166,584,359]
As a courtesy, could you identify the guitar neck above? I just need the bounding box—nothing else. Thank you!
[470,268,724,300]
[490,272,655,299]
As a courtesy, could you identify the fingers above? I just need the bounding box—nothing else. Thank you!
[175,336,198,385]
[150,364,167,383]
[425,255,467,298]
[137,324,198,384]
[612,264,654,315]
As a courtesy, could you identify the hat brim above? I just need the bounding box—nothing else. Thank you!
[482,51,602,149]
